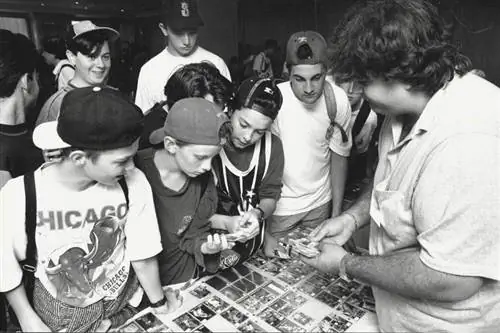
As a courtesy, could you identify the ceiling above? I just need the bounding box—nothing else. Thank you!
[0,0,165,17]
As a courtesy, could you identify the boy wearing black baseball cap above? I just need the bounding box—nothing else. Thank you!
[135,97,234,286]
[211,77,285,262]
[135,0,231,113]
[0,87,180,332]
[269,31,352,237]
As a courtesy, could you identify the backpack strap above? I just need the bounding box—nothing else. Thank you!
[55,63,75,80]
[20,172,38,305]
[324,81,348,143]
[352,100,371,139]
[118,177,129,209]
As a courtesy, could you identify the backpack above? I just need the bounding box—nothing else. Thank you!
[6,173,129,326]
[324,81,348,143]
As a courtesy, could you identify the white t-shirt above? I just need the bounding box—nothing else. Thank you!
[252,52,273,78]
[0,166,162,307]
[271,79,352,216]
[134,46,231,113]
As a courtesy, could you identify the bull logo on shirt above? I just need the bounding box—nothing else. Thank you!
[45,216,124,305]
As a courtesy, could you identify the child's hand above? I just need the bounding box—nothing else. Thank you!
[152,288,183,315]
[201,234,234,254]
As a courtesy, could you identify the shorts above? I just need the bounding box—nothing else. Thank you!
[33,269,139,332]
[268,201,332,238]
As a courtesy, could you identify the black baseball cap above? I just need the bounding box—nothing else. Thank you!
[34,87,144,151]
[164,0,204,32]
[236,77,283,120]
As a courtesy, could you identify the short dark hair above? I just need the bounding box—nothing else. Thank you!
[0,29,40,98]
[43,36,67,59]
[329,0,472,95]
[164,62,234,109]
[61,147,101,162]
[66,30,110,58]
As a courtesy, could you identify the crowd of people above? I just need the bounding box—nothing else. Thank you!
[0,0,498,332]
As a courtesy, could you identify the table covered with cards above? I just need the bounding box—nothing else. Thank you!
[117,248,378,333]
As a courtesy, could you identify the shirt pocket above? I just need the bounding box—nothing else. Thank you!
[372,188,417,252]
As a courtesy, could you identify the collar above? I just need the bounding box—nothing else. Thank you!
[0,123,28,136]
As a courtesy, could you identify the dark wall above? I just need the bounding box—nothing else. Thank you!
[238,0,500,86]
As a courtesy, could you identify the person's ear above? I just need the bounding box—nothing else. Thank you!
[164,136,178,154]
[68,149,88,166]
[158,23,168,37]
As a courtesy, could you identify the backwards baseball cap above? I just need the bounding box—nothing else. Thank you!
[164,0,204,32]
[71,20,119,41]
[150,97,228,146]
[286,31,328,66]
[236,77,283,120]
[33,87,144,151]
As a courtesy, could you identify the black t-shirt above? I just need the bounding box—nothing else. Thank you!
[0,123,44,178]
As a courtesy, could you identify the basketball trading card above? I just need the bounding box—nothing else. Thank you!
[269,298,287,312]
[258,308,285,327]
[120,321,144,332]
[148,324,172,333]
[359,285,374,300]
[219,269,240,282]
[204,295,229,313]
[345,292,364,308]
[277,271,302,286]
[134,312,164,331]
[173,313,200,331]
[189,304,216,322]
[260,261,281,275]
[252,287,275,305]
[190,285,211,299]
[205,276,227,290]
[297,282,322,297]
[318,271,340,281]
[278,304,295,316]
[328,314,352,332]
[264,281,288,295]
[289,238,320,258]
[327,284,353,300]
[233,263,251,276]
[191,325,213,333]
[335,302,366,321]
[286,260,315,276]
[316,317,334,333]
[246,255,267,268]
[246,271,267,285]
[221,307,248,325]
[316,291,341,308]
[277,319,306,333]
[305,275,331,289]
[282,292,308,307]
[336,277,362,291]
[238,295,265,314]
[234,278,257,293]
[237,320,266,333]
[291,312,314,326]
[221,285,244,301]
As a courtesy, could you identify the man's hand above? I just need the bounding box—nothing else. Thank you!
[201,234,234,254]
[300,241,348,274]
[310,213,357,245]
[153,288,183,315]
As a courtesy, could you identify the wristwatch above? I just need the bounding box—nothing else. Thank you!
[150,295,167,308]
[339,252,354,281]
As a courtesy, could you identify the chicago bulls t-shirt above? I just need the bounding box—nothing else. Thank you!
[0,165,162,307]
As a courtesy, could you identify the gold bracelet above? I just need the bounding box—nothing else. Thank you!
[344,212,359,230]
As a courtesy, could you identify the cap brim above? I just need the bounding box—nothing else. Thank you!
[33,121,71,150]
[149,127,167,146]
[73,27,120,41]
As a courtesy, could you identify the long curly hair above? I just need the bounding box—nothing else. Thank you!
[329,0,472,95]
